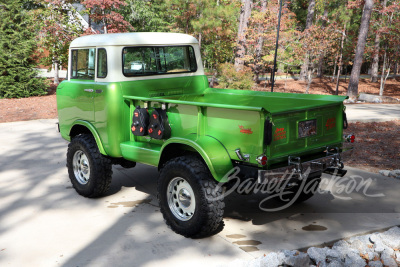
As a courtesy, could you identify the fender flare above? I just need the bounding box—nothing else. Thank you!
[160,135,233,182]
[69,120,107,155]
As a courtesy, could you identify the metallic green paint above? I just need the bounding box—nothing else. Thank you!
[160,136,233,182]
[69,120,107,155]
[266,103,345,167]
[57,74,348,181]
[93,82,126,157]
[120,141,161,166]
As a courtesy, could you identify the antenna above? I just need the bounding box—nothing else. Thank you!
[271,0,283,92]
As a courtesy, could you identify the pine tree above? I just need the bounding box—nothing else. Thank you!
[123,0,170,32]
[0,0,47,98]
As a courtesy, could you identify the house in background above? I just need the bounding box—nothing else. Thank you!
[36,3,102,80]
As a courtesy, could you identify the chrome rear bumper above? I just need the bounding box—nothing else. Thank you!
[258,146,353,183]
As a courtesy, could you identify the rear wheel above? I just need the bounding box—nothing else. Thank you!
[67,134,112,198]
[158,156,224,238]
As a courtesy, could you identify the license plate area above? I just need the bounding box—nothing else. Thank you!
[298,119,317,138]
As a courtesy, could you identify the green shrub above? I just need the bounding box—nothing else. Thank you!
[0,0,48,98]
[217,63,254,90]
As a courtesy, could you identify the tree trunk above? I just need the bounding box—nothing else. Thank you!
[254,0,267,83]
[371,0,387,83]
[335,26,346,95]
[305,0,315,29]
[335,63,342,96]
[299,0,316,81]
[317,52,325,78]
[332,53,338,83]
[88,13,91,29]
[380,45,388,96]
[285,67,289,90]
[370,33,380,83]
[53,61,59,85]
[102,10,107,34]
[317,8,328,78]
[210,69,217,88]
[234,0,252,71]
[382,66,391,95]
[347,0,374,101]
[198,32,202,49]
[306,67,313,94]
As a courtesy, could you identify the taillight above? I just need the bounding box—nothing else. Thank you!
[345,134,355,143]
[257,155,268,166]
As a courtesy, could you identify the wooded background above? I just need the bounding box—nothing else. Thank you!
[0,0,399,99]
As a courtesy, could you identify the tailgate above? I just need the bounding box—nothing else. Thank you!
[267,103,345,165]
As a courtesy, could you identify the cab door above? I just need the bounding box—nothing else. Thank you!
[93,48,115,154]
[68,48,96,122]
[93,47,109,121]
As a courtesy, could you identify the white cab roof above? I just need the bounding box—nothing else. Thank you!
[70,32,199,48]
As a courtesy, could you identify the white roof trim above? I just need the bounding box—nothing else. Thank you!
[70,32,199,48]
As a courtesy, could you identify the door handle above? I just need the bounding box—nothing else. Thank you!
[84,89,94,92]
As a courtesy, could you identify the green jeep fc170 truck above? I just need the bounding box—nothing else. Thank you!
[57,32,353,238]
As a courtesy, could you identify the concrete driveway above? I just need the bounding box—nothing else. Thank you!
[0,119,399,267]
[345,104,400,122]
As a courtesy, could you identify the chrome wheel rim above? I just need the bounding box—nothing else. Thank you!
[72,150,90,185]
[167,177,196,221]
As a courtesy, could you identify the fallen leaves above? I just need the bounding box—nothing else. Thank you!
[344,120,400,173]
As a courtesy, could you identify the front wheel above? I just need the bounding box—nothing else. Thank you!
[158,156,224,238]
[66,134,112,198]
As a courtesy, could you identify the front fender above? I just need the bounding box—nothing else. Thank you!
[161,135,233,182]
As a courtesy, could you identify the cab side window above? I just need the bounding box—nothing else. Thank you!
[122,46,197,77]
[97,48,107,78]
[71,48,95,79]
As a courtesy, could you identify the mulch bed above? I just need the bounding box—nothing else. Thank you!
[255,77,400,100]
[0,83,57,123]
[344,120,400,173]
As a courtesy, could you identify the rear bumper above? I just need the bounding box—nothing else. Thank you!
[257,146,353,183]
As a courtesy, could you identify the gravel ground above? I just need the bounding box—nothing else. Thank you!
[228,226,400,267]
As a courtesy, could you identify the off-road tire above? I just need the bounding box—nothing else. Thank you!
[277,172,322,204]
[67,134,112,198]
[158,156,225,238]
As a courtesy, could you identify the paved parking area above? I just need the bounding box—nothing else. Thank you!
[0,119,399,267]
